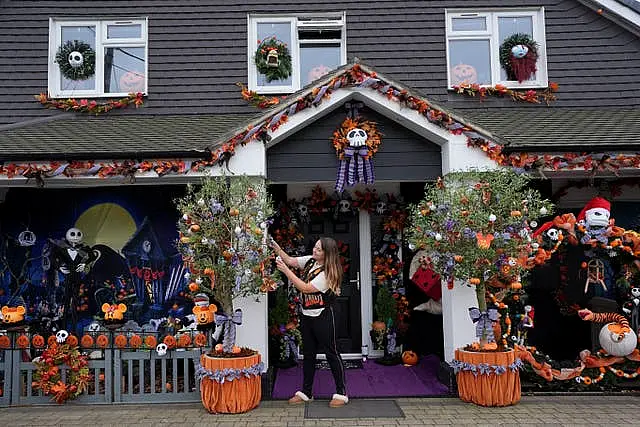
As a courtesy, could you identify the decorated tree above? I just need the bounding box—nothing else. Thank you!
[175,175,279,316]
[407,169,554,349]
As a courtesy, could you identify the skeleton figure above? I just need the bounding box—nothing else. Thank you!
[49,227,100,333]
[623,286,640,333]
[375,201,386,215]
[297,203,310,222]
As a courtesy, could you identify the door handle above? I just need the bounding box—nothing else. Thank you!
[349,272,360,291]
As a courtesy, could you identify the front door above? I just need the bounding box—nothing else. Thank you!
[304,214,361,354]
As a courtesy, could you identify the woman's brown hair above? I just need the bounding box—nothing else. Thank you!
[320,237,343,295]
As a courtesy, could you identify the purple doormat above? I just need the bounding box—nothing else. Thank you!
[271,354,449,399]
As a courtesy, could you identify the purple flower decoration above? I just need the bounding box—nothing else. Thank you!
[210,199,224,214]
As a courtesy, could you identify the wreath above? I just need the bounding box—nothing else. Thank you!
[332,117,382,160]
[499,33,538,83]
[254,37,292,82]
[33,342,91,404]
[55,40,96,81]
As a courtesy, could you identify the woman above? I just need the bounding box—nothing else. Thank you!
[271,237,349,407]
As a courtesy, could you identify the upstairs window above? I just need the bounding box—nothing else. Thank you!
[49,18,148,98]
[248,13,346,94]
[446,9,547,88]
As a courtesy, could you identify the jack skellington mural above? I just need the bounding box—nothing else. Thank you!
[48,227,100,331]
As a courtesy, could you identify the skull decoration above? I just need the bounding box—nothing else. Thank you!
[87,322,101,332]
[375,201,386,215]
[142,240,152,254]
[18,230,36,247]
[585,207,610,228]
[66,227,84,246]
[297,204,309,221]
[156,342,168,356]
[347,128,367,147]
[56,329,69,343]
[338,199,351,213]
[68,51,84,68]
[511,44,529,59]
[546,228,560,241]
[266,49,279,68]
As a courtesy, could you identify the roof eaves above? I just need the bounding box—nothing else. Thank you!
[577,0,640,36]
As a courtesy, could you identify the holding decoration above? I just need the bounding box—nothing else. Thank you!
[499,33,538,83]
[333,117,382,193]
[254,37,292,82]
[55,40,96,81]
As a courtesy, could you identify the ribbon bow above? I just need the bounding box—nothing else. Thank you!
[468,307,499,342]
[282,333,299,360]
[213,309,243,353]
[335,145,374,193]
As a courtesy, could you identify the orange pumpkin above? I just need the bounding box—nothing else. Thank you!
[177,334,192,348]
[96,334,109,349]
[307,64,331,83]
[451,63,478,85]
[371,320,386,331]
[66,335,79,347]
[119,71,145,93]
[81,334,94,348]
[32,334,45,348]
[163,335,177,349]
[0,335,9,349]
[129,334,143,349]
[189,224,201,233]
[469,278,481,285]
[144,335,157,348]
[194,333,207,347]
[402,350,419,366]
[511,282,523,290]
[114,334,128,349]
[232,345,241,354]
[16,334,29,349]
[48,335,57,347]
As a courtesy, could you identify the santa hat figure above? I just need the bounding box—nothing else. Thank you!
[577,196,611,227]
[193,293,210,307]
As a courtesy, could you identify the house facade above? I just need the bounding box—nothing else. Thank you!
[1,0,640,387]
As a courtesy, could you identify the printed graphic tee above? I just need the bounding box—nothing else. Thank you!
[296,255,329,317]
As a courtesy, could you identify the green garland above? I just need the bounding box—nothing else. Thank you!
[55,40,96,81]
[254,37,292,82]
[499,34,538,82]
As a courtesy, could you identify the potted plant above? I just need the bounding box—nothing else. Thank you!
[176,174,279,414]
[407,169,553,406]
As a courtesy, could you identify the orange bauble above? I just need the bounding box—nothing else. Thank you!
[402,350,419,366]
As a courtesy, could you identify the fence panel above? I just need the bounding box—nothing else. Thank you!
[0,349,11,407]
[114,348,204,403]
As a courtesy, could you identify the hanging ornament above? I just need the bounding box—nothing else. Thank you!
[254,37,292,82]
[55,40,96,81]
[499,33,538,83]
[333,117,382,193]
[18,230,36,247]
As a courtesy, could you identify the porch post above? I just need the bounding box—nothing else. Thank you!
[358,209,373,356]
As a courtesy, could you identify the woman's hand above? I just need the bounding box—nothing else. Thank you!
[276,257,290,275]
[269,237,282,253]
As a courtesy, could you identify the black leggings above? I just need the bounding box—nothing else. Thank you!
[301,307,347,397]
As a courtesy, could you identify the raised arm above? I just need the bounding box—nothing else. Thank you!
[269,238,299,268]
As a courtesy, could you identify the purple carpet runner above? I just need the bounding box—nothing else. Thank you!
[271,354,449,399]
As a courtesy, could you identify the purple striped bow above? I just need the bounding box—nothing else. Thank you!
[335,146,375,193]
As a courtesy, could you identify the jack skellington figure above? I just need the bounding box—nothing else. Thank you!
[49,227,100,331]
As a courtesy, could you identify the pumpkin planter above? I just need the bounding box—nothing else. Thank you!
[453,348,521,407]
[197,352,262,414]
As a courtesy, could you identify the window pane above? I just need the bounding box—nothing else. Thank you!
[256,22,292,87]
[498,16,535,81]
[449,39,491,85]
[300,43,340,86]
[60,26,96,91]
[107,24,142,39]
[452,17,487,32]
[104,46,146,93]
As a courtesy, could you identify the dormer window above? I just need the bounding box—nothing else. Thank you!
[248,13,346,94]
[48,18,148,98]
[445,9,548,88]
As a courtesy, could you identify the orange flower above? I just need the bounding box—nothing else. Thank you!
[548,82,559,92]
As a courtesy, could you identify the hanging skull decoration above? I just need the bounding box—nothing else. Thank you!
[68,51,84,68]
[546,228,560,241]
[511,44,529,59]
[66,227,84,246]
[56,329,69,343]
[297,203,310,221]
[142,240,152,254]
[375,201,387,215]
[156,342,168,356]
[347,128,367,147]
[338,199,351,213]
[18,230,36,247]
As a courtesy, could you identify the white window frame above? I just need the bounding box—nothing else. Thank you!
[48,17,148,98]
[247,13,347,94]
[445,8,548,89]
